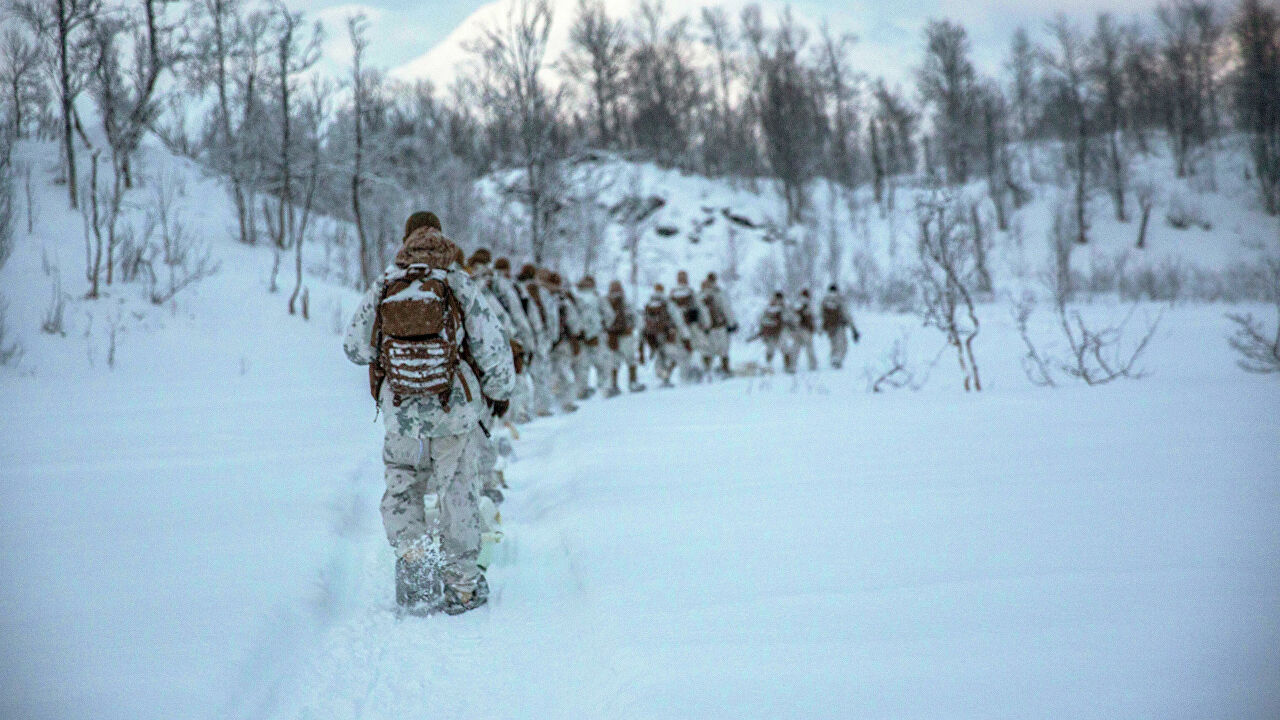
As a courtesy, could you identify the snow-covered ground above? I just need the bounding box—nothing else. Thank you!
[2,138,1279,719]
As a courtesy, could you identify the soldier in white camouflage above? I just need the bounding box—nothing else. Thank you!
[669,270,711,382]
[699,272,737,378]
[750,291,789,371]
[472,251,538,424]
[572,275,614,400]
[789,288,819,372]
[516,263,556,418]
[603,280,644,396]
[819,283,861,369]
[542,270,583,413]
[344,212,515,616]
[641,283,691,388]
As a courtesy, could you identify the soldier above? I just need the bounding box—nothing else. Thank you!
[488,256,540,423]
[573,275,614,400]
[669,270,711,382]
[790,288,819,372]
[750,291,788,371]
[820,284,861,369]
[517,263,556,418]
[603,280,645,396]
[641,283,690,388]
[543,270,583,413]
[699,272,737,378]
[343,212,515,616]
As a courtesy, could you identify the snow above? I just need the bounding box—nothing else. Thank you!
[2,136,1279,719]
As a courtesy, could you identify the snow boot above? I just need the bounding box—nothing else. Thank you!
[627,367,646,392]
[442,575,489,616]
[481,487,504,505]
[577,387,596,401]
[560,401,579,414]
[396,543,444,614]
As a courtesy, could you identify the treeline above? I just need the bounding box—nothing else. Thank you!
[0,0,1277,294]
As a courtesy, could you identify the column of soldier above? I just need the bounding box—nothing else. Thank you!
[347,212,862,615]
[465,252,865,426]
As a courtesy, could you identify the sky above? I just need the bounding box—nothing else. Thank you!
[286,0,1174,88]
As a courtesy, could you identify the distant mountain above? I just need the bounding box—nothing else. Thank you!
[388,0,849,88]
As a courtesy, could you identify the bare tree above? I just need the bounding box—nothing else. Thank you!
[1040,14,1093,245]
[145,170,219,305]
[13,0,103,209]
[1232,0,1280,215]
[1226,256,1280,374]
[0,296,22,367]
[1006,26,1039,143]
[757,9,826,225]
[264,1,322,251]
[1090,13,1132,222]
[0,28,45,138]
[917,19,978,185]
[914,192,982,391]
[468,0,563,262]
[560,0,627,149]
[1133,178,1158,248]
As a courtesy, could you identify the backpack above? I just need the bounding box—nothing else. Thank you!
[759,306,783,339]
[642,298,676,348]
[794,303,815,332]
[607,292,634,336]
[703,291,729,328]
[371,267,471,409]
[821,296,845,334]
[671,286,700,326]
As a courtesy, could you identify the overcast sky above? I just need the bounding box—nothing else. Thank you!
[286,0,1173,86]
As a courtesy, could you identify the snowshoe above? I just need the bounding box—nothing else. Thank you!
[442,575,489,616]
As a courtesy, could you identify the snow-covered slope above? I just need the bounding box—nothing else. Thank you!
[1,137,1279,720]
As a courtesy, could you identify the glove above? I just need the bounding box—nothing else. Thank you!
[852,328,861,343]
[486,397,510,419]
[728,323,739,334]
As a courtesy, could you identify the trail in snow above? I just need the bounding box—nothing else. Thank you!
[271,309,1280,720]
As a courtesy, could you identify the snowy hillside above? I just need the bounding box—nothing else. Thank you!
[2,133,1279,720]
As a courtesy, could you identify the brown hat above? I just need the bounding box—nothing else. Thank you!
[701,276,715,289]
[494,257,511,272]
[608,280,623,294]
[517,263,537,282]
[799,287,810,297]
[548,271,563,288]
[468,248,492,266]
[707,272,717,283]
[676,270,689,284]
[395,226,456,269]
[654,283,665,293]
[404,211,441,239]
[577,275,595,289]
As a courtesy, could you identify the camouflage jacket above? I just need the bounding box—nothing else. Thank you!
[699,286,736,330]
[344,265,516,438]
[573,288,614,341]
[476,267,537,351]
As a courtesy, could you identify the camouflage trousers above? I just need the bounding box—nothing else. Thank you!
[790,329,818,371]
[527,353,554,415]
[829,329,849,368]
[573,339,611,396]
[653,341,688,383]
[382,428,487,588]
[549,343,577,405]
[510,368,534,420]
[706,327,730,361]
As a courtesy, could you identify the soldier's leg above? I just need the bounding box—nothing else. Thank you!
[427,429,487,604]
[801,331,818,371]
[830,331,848,369]
[572,347,592,399]
[381,433,433,552]
[477,433,502,504]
